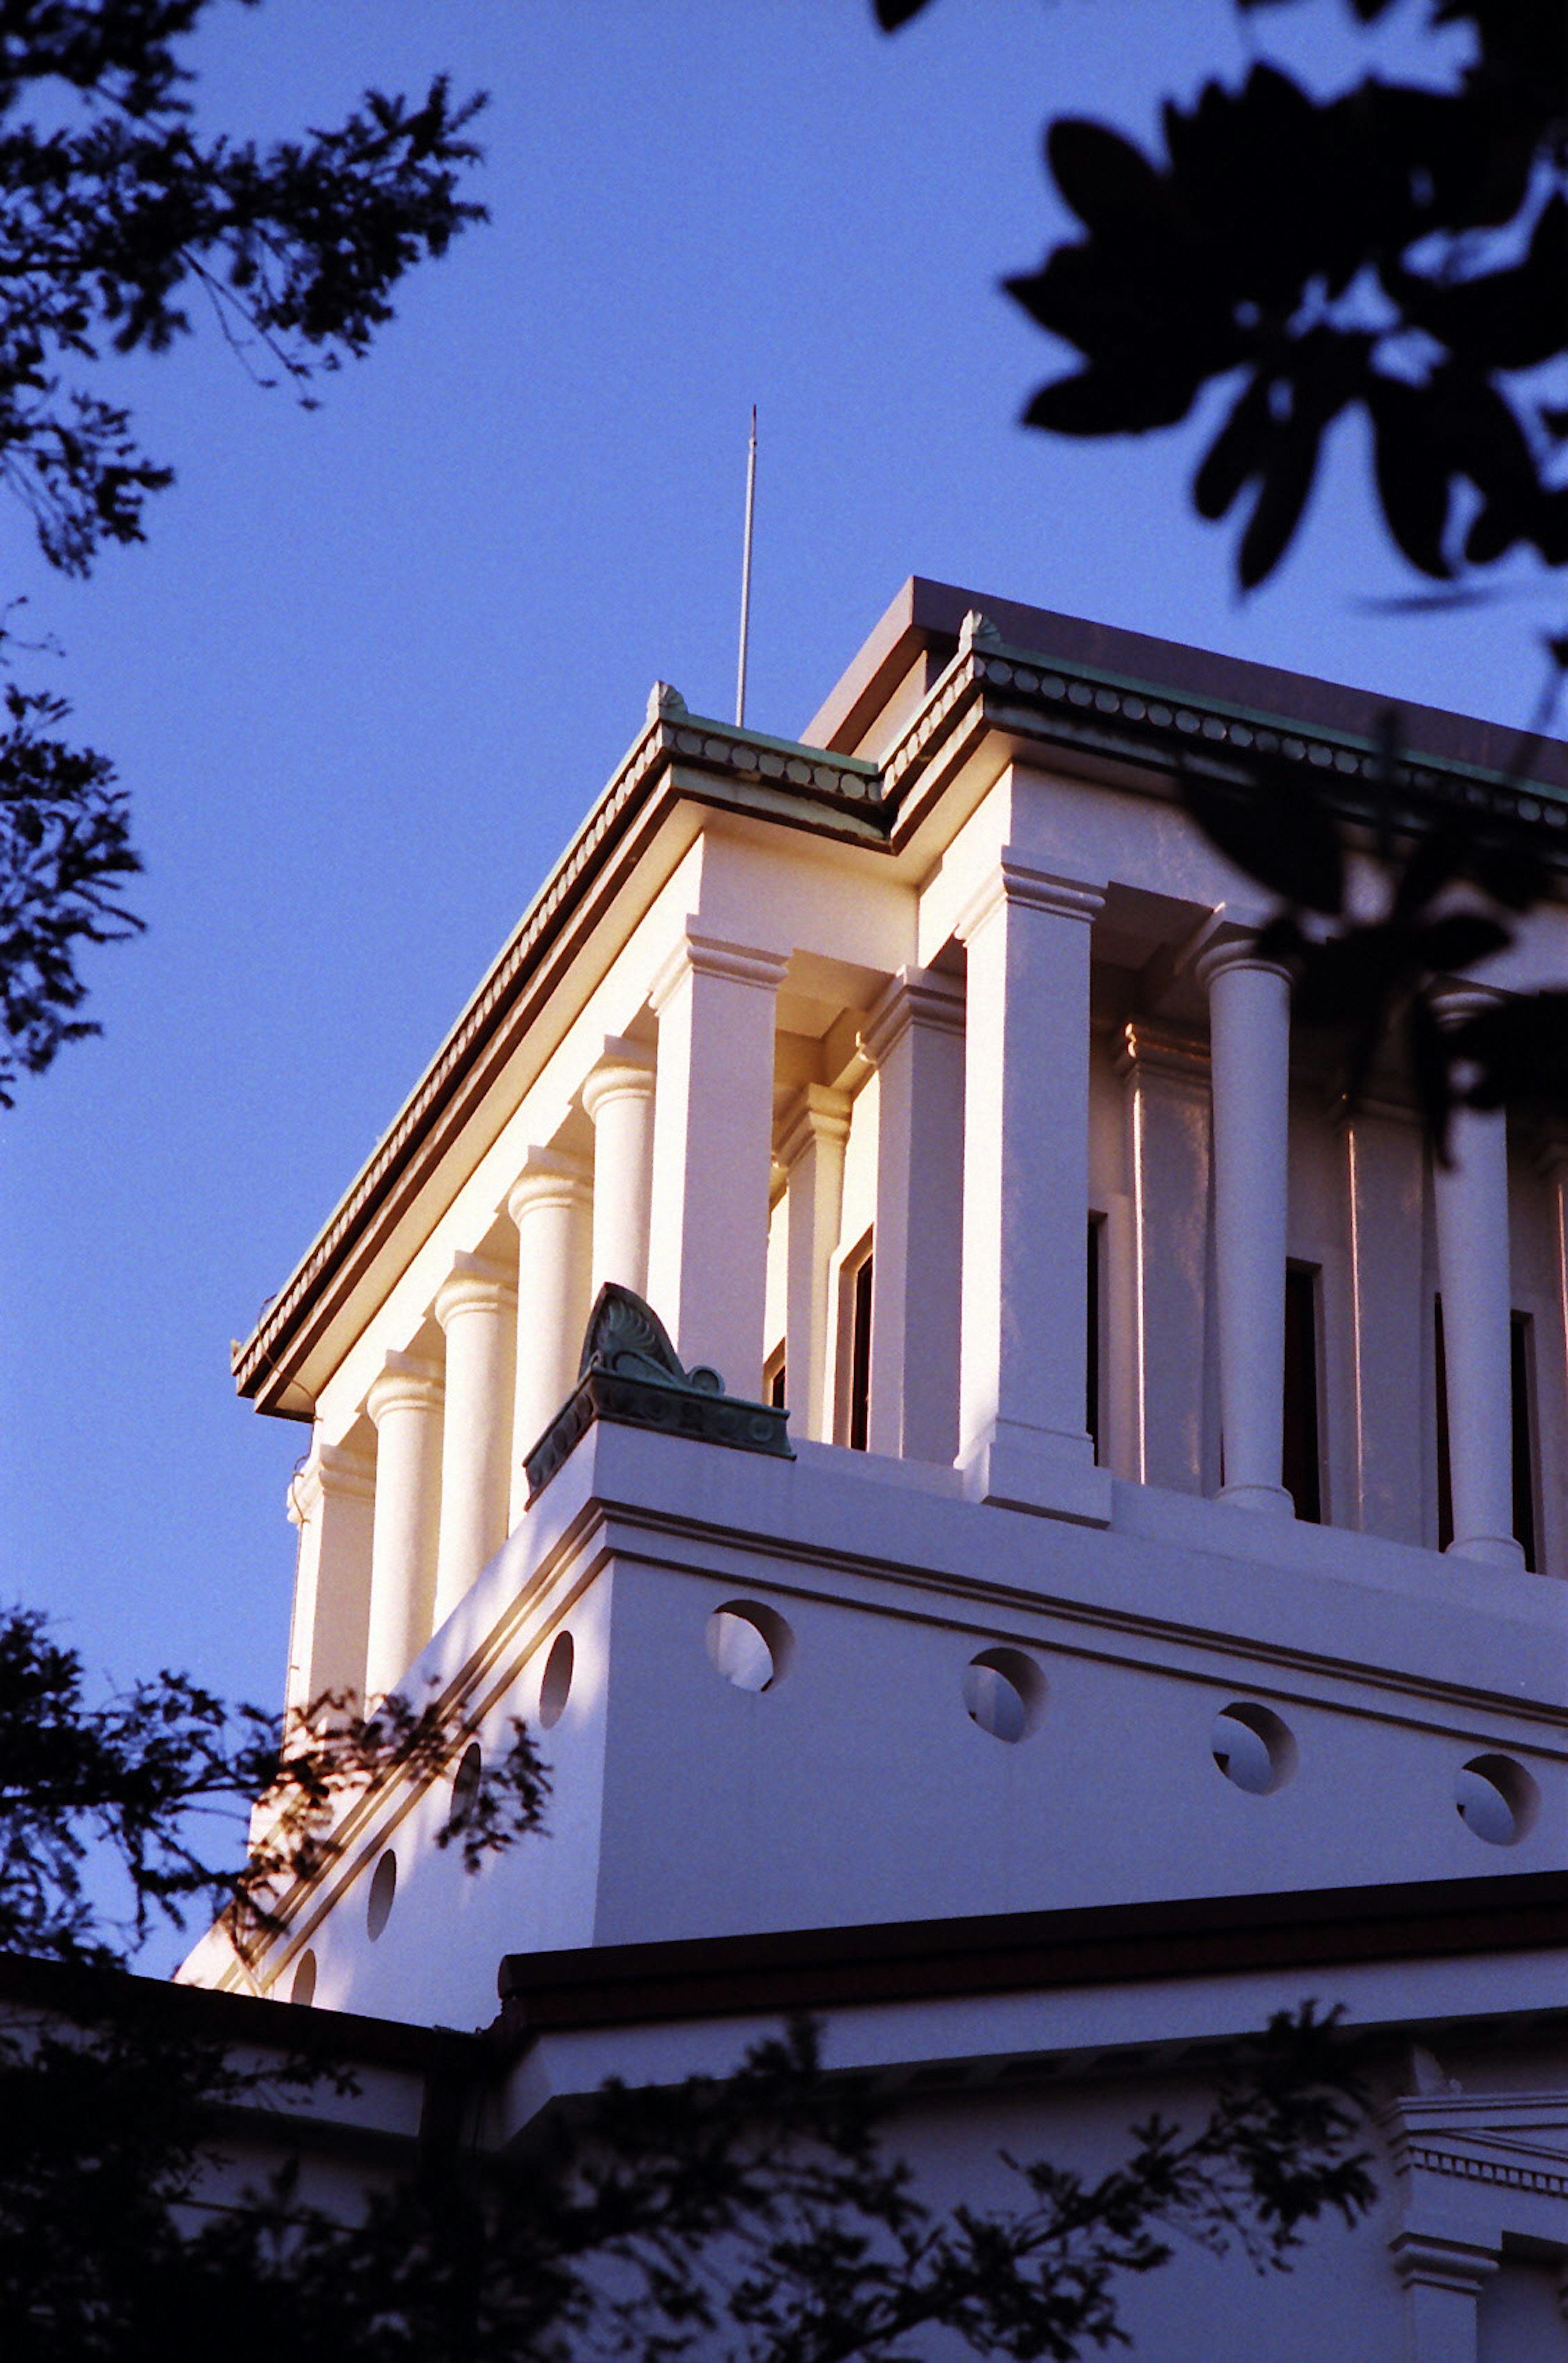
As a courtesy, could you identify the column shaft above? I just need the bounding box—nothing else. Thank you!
[956,855,1108,1519]
[863,967,965,1463]
[582,1040,656,1298]
[433,1253,517,1626]
[1118,1022,1214,1494]
[285,1439,375,1715]
[647,932,786,1394]
[365,1353,444,1699]
[779,1086,850,1439]
[508,1152,592,1523]
[1433,1063,1521,1566]
[1201,943,1293,1514]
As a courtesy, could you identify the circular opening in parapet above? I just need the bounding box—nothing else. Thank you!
[450,1740,482,1822]
[539,1632,574,1730]
[366,1849,397,1942]
[1212,1703,1296,1795]
[1456,1754,1537,1847]
[290,1949,317,2008]
[962,1648,1045,1742]
[706,1601,794,1693]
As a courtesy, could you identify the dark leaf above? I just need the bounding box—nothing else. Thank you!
[1193,372,1273,521]
[1408,991,1455,1156]
[1413,912,1511,975]
[1047,117,1165,234]
[1452,991,1568,1119]
[1367,375,1452,579]
[1180,764,1344,913]
[1238,418,1320,588]
[1022,361,1197,436]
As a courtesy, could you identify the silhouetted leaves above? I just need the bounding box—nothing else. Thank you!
[0,6,486,1097]
[990,11,1568,592]
[1181,762,1344,913]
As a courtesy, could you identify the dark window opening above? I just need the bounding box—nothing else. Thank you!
[764,1343,786,1411]
[1434,1298,1537,1566]
[1086,1215,1103,1465]
[847,1250,873,1451]
[1511,1310,1538,1572]
[1282,1264,1322,1524]
[1435,1297,1453,1552]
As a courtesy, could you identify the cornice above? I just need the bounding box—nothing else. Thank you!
[233,709,881,1413]
[879,627,1568,857]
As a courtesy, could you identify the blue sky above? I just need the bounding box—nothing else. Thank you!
[1,0,1555,1902]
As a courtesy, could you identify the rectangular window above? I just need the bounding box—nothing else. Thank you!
[764,1343,787,1411]
[847,1248,873,1451]
[1282,1263,1322,1524]
[1511,1310,1538,1572]
[1086,1214,1103,1465]
[1434,1298,1538,1566]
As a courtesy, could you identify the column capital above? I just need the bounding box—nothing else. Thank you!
[1430,979,1506,1028]
[1115,1018,1210,1088]
[1192,924,1292,992]
[778,1083,851,1172]
[507,1148,590,1227]
[955,853,1105,944]
[580,1036,656,1124]
[434,1250,517,1333]
[1387,2227,1499,2299]
[287,1439,375,1525]
[648,929,789,1016]
[366,1350,444,1429]
[860,965,965,1067]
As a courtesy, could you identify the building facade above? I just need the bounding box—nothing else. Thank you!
[184,581,1568,2359]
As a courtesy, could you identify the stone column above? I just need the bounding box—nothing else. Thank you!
[1344,1107,1427,1544]
[581,1038,656,1298]
[364,1352,444,1699]
[954,854,1109,1521]
[432,1252,517,1627]
[285,1439,376,1715]
[778,1085,850,1439]
[1117,1021,1214,1494]
[1389,2229,1497,2363]
[507,1151,592,1521]
[1197,937,1294,1515]
[862,966,966,1463]
[1432,988,1522,1568]
[647,931,787,1394]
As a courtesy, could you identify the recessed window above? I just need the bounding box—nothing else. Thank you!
[962,1647,1045,1743]
[706,1600,793,1693]
[842,1240,873,1451]
[1086,1216,1103,1465]
[539,1632,574,1730]
[1456,1753,1537,1846]
[366,1850,397,1942]
[764,1343,787,1410]
[290,1949,317,2007]
[1283,1264,1322,1523]
[1211,1702,1296,1795]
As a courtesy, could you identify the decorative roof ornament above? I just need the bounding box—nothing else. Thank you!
[524,1283,793,1501]
[647,679,688,722]
[958,609,1003,654]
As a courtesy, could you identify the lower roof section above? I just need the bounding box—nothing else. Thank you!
[497,1869,1568,2036]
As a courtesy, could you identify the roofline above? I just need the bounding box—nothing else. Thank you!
[238,592,1568,1415]
[497,1870,1568,2036]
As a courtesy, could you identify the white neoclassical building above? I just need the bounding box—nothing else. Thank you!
[183,581,1568,2360]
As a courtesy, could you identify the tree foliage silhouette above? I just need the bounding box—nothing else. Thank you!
[0,1,486,1102]
[877,0,1568,1145]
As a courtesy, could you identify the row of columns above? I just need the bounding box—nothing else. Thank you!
[286,889,1530,1716]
